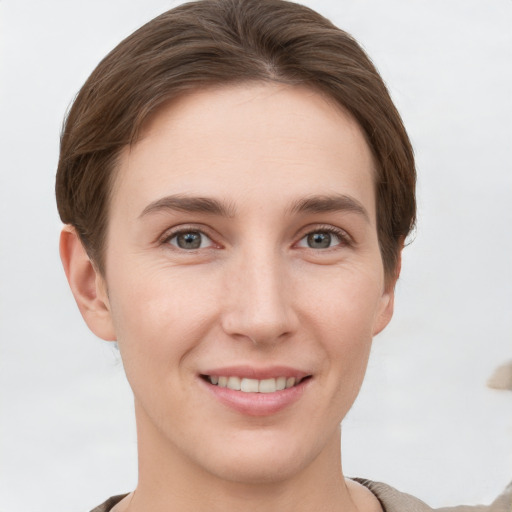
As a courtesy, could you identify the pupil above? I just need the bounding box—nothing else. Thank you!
[308,232,331,249]
[177,232,201,249]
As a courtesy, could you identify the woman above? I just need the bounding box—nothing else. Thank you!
[55,0,511,510]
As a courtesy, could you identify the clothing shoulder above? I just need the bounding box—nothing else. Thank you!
[354,478,512,512]
[90,482,512,512]
[90,494,128,512]
[354,478,435,511]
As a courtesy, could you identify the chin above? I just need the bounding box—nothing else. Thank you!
[195,429,328,485]
[205,453,306,485]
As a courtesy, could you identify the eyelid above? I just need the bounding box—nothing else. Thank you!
[294,224,353,248]
[156,222,352,249]
[159,224,221,248]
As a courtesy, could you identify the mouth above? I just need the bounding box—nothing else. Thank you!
[199,366,312,415]
[199,365,313,417]
[200,374,311,393]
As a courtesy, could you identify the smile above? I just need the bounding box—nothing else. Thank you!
[204,375,305,393]
[200,368,312,416]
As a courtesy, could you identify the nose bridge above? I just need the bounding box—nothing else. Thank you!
[221,243,295,344]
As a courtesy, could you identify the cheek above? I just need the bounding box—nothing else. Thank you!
[305,263,384,338]
[302,266,384,396]
[106,263,219,380]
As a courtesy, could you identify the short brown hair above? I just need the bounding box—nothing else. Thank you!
[56,0,416,282]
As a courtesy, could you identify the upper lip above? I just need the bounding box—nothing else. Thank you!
[200,365,311,380]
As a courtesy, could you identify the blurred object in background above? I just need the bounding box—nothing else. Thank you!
[488,361,512,391]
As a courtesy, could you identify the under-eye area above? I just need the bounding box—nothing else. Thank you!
[200,375,312,393]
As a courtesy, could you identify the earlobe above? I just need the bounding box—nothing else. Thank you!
[59,226,116,341]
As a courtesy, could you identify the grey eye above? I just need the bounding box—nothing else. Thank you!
[169,231,212,250]
[297,230,344,250]
[306,232,333,249]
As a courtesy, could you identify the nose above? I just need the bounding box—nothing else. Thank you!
[220,248,298,346]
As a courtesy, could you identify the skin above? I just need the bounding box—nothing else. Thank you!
[61,83,397,512]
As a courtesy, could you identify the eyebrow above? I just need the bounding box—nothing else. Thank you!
[289,194,369,222]
[139,194,236,218]
[139,193,369,222]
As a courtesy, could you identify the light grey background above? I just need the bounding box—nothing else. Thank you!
[0,1,511,511]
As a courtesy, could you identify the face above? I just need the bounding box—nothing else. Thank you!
[97,83,395,484]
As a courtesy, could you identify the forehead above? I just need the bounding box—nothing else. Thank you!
[112,83,376,221]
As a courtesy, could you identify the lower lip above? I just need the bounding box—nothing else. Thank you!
[200,377,310,416]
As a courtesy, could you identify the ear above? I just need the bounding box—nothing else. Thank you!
[373,247,402,336]
[59,225,116,341]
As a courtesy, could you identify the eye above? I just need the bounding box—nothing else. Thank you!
[167,230,213,250]
[296,228,348,249]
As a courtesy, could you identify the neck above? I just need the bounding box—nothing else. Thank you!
[125,404,363,512]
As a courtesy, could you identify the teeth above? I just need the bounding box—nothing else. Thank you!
[208,375,301,393]
[241,378,259,392]
[259,378,276,393]
[227,376,241,391]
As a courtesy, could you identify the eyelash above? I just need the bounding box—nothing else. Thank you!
[296,225,353,250]
[159,224,353,251]
[160,225,218,251]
